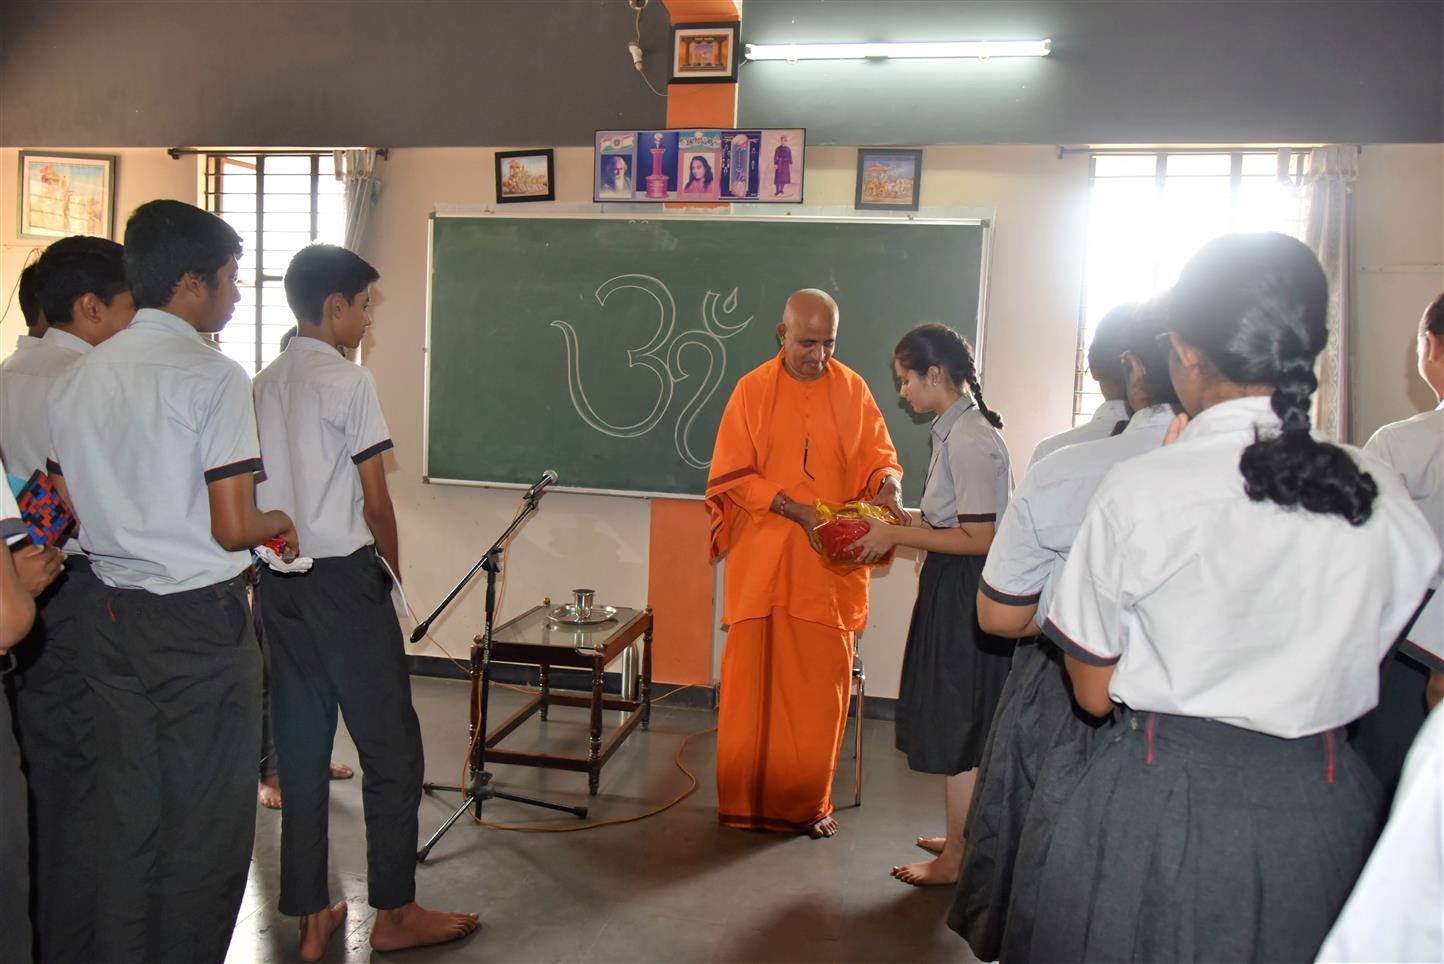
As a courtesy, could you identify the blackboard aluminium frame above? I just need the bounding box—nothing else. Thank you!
[422,209,994,500]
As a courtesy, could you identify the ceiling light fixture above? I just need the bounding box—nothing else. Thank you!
[743,40,1052,62]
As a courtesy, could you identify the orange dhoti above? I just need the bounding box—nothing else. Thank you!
[706,351,901,833]
[717,609,854,832]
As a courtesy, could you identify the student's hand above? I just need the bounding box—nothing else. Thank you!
[844,518,897,563]
[1163,412,1190,446]
[276,520,300,562]
[13,544,64,598]
[870,476,906,526]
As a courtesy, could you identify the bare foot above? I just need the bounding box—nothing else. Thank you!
[329,762,354,780]
[369,902,479,952]
[915,836,946,855]
[807,815,839,839]
[891,856,960,887]
[298,900,347,962]
[258,775,282,810]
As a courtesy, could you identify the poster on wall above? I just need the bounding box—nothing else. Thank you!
[594,129,804,203]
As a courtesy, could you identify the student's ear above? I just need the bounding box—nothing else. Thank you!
[323,291,347,322]
[1169,333,1201,372]
[71,293,98,328]
[1427,331,1444,364]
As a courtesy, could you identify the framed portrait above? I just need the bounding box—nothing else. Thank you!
[672,23,738,83]
[855,149,923,212]
[594,129,805,203]
[17,151,117,239]
[495,149,555,204]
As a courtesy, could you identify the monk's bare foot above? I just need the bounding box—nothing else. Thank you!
[915,836,946,855]
[298,900,347,962]
[258,774,282,810]
[807,816,839,839]
[369,901,479,953]
[891,856,960,887]
[328,762,354,780]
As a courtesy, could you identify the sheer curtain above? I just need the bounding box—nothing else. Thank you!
[1302,145,1358,442]
[337,149,384,254]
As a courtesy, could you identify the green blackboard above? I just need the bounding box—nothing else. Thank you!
[425,213,988,502]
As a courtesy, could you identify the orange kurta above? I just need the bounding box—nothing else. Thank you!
[707,353,901,831]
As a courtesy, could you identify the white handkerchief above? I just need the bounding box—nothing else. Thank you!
[256,544,314,573]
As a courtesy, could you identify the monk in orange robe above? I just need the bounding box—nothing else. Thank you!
[706,289,903,838]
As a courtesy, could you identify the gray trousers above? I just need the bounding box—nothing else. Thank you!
[0,682,31,964]
[88,576,261,964]
[257,547,423,916]
[11,557,101,964]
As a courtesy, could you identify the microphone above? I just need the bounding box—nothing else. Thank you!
[523,469,558,501]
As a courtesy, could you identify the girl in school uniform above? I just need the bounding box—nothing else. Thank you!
[845,322,1014,887]
[1008,232,1440,963]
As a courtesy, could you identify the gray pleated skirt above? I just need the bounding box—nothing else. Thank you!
[947,640,1110,961]
[1003,710,1385,964]
[894,551,1014,775]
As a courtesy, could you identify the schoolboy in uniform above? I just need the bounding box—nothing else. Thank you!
[1353,292,1444,795]
[47,200,297,964]
[253,244,477,961]
[1027,303,1135,467]
[0,236,134,963]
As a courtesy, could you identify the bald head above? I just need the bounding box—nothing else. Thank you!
[777,288,839,380]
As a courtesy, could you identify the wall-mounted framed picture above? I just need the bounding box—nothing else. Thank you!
[672,22,738,83]
[495,148,555,204]
[855,148,923,212]
[594,129,805,203]
[17,151,117,239]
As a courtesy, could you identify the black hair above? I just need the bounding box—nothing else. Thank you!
[18,262,42,330]
[1088,302,1137,387]
[1123,297,1180,409]
[894,322,1003,429]
[284,244,379,324]
[123,200,242,309]
[1424,292,1444,335]
[35,236,127,325]
[1171,232,1376,525]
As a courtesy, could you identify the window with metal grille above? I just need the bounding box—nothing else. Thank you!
[203,153,347,374]
[1074,150,1311,423]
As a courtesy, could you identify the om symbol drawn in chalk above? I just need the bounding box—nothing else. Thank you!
[551,274,752,469]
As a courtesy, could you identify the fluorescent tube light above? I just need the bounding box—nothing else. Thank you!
[744,40,1052,61]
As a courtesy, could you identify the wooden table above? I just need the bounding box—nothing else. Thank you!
[479,603,652,795]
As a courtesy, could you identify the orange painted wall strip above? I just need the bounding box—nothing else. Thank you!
[661,0,740,24]
[647,499,716,686]
[645,0,741,688]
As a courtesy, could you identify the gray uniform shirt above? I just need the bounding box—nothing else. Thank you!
[48,309,262,593]
[253,336,393,560]
[981,403,1176,626]
[920,396,1012,529]
[1029,398,1129,469]
[0,326,93,553]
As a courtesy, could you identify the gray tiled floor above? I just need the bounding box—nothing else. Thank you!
[227,677,982,963]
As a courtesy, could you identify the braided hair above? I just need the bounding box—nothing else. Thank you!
[894,322,1004,430]
[1171,232,1376,525]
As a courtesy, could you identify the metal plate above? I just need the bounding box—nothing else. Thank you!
[547,604,618,626]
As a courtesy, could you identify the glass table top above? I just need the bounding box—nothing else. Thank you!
[488,604,644,652]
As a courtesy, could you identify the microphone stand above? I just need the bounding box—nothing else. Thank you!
[415,488,586,863]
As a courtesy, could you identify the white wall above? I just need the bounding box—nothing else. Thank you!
[2,142,1438,698]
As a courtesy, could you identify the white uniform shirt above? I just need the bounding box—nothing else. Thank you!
[253,336,393,560]
[1042,395,1440,738]
[1316,705,1444,964]
[1365,401,1444,671]
[0,455,24,545]
[0,326,93,553]
[48,309,262,593]
[1028,398,1129,469]
[919,396,1012,529]
[982,404,1176,625]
